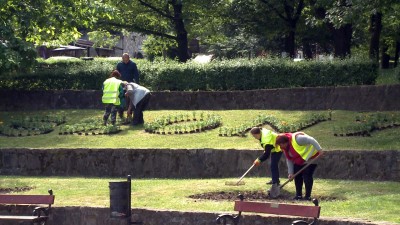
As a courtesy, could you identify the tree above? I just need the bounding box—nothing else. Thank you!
[0,0,107,73]
[258,0,306,58]
[98,0,228,62]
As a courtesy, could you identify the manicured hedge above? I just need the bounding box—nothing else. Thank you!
[0,57,378,91]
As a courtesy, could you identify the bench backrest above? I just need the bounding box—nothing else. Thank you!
[234,200,320,218]
[0,195,55,205]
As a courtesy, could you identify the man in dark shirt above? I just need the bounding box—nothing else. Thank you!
[116,53,140,84]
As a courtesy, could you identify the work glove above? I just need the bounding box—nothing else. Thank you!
[253,158,261,166]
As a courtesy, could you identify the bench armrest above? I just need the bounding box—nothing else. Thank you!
[33,207,50,217]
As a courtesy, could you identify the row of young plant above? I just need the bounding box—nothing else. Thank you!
[144,112,222,134]
[333,112,400,137]
[0,114,66,137]
[0,57,378,91]
[58,118,121,135]
[219,112,332,137]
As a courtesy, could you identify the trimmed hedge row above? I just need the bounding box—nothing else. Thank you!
[0,57,378,91]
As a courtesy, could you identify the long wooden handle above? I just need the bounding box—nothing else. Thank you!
[279,155,321,188]
[236,164,255,185]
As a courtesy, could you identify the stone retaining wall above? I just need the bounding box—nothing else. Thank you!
[1,84,400,111]
[0,148,399,181]
[0,206,396,225]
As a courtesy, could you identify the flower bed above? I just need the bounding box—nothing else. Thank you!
[333,112,400,137]
[218,112,332,137]
[0,114,66,137]
[58,118,121,135]
[144,112,222,134]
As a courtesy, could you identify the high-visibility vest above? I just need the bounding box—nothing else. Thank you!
[102,77,122,105]
[282,132,319,165]
[260,129,281,153]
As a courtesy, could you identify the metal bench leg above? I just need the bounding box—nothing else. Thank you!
[216,212,241,225]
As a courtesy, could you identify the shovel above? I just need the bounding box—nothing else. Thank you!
[225,164,255,186]
[268,155,320,198]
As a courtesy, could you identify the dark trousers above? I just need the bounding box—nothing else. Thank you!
[132,93,151,124]
[103,104,120,125]
[293,163,317,198]
[270,152,282,183]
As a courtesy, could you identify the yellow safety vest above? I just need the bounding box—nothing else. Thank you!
[290,132,319,162]
[260,129,281,153]
[102,78,122,105]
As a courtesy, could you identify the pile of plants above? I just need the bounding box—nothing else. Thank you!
[0,57,378,91]
[58,118,121,135]
[219,112,331,137]
[333,112,400,137]
[0,114,66,137]
[144,112,222,134]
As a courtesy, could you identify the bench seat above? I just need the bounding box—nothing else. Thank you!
[0,189,54,225]
[216,194,320,225]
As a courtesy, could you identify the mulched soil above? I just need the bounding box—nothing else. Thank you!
[189,190,343,202]
[0,186,35,194]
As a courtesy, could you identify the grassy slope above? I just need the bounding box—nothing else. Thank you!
[0,110,400,150]
[0,176,398,224]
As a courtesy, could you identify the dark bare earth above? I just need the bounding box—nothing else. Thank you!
[0,186,34,194]
[189,190,343,202]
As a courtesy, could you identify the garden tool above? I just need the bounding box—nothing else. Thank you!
[225,164,255,186]
[268,155,321,198]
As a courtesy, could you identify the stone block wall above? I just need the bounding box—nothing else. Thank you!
[0,206,397,225]
[0,148,398,181]
[1,84,400,111]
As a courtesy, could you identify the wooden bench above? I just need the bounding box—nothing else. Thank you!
[216,194,320,225]
[0,189,55,225]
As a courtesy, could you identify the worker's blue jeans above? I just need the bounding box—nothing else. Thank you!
[270,151,283,184]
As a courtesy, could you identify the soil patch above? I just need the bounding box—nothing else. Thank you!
[0,186,35,194]
[189,190,344,202]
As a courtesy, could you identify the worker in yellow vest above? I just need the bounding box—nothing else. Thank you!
[102,70,125,126]
[250,127,283,185]
[275,132,324,201]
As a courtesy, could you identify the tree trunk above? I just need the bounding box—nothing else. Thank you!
[284,29,296,58]
[172,2,190,62]
[302,39,313,59]
[369,12,382,61]
[332,23,352,58]
[381,44,390,69]
[394,41,400,68]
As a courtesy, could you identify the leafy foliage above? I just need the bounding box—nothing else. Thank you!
[0,57,378,91]
[87,30,120,48]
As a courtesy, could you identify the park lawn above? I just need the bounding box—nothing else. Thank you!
[0,176,398,224]
[0,109,400,150]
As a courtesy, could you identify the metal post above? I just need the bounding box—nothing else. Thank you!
[127,175,131,225]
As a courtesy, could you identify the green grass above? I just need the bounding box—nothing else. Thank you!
[1,109,400,150]
[376,68,399,85]
[0,176,398,223]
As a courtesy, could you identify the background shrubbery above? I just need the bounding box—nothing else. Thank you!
[0,57,378,91]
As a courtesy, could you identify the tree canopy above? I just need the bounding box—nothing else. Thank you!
[0,0,399,65]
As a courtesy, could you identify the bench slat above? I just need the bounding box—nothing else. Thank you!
[234,201,320,218]
[0,215,48,221]
[0,195,54,205]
